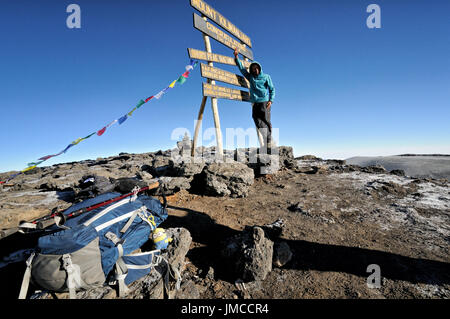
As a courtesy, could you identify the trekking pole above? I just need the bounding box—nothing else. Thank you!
[0,227,20,239]
[0,181,160,239]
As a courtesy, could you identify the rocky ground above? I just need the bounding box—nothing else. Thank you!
[0,139,449,299]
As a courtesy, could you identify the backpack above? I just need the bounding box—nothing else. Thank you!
[18,189,169,299]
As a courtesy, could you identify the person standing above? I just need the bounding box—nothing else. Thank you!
[234,48,276,149]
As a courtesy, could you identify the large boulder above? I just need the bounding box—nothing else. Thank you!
[247,153,281,176]
[169,158,206,177]
[149,155,174,177]
[235,146,296,175]
[198,162,254,198]
[221,226,274,282]
[278,146,296,169]
[157,176,193,195]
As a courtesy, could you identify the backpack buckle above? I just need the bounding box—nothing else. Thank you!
[105,232,124,246]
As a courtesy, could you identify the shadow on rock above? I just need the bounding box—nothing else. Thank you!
[162,205,240,282]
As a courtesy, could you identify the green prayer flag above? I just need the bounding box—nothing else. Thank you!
[136,99,145,108]
[176,76,187,85]
[83,132,96,139]
[27,160,44,167]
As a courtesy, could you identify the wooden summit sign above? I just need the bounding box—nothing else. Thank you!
[200,63,250,88]
[193,13,254,60]
[203,83,250,102]
[189,0,255,156]
[188,48,251,68]
[190,0,252,48]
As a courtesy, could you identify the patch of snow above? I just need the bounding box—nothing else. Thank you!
[331,171,412,187]
[401,182,450,210]
[415,284,450,298]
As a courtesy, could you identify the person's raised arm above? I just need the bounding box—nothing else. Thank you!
[234,48,250,80]
[267,75,275,103]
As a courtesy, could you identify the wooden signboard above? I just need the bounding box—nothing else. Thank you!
[203,83,250,102]
[200,63,250,88]
[193,13,254,60]
[188,48,251,68]
[190,0,252,48]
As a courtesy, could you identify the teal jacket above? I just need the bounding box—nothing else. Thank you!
[235,58,275,103]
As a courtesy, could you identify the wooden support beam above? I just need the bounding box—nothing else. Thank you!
[191,15,224,158]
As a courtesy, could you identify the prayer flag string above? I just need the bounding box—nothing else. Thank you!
[1,59,198,184]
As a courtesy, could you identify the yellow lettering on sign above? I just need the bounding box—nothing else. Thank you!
[191,0,252,47]
[189,49,251,68]
[203,83,249,101]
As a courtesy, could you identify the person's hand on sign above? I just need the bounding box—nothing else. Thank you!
[233,48,239,58]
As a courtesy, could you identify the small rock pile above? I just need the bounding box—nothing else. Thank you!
[221,219,292,282]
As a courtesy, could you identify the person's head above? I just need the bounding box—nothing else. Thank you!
[250,63,261,76]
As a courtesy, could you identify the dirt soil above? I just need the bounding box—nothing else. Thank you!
[163,168,450,299]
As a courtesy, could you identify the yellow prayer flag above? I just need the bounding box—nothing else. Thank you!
[128,107,137,116]
[71,138,83,145]
[169,80,176,88]
[22,165,37,172]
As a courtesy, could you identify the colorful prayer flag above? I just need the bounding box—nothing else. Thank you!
[71,138,83,146]
[22,165,37,172]
[83,132,96,139]
[39,155,54,161]
[27,160,44,167]
[106,119,118,128]
[128,107,137,116]
[176,76,187,85]
[136,99,145,108]
[118,115,128,125]
[62,144,74,153]
[154,91,164,99]
[97,127,106,136]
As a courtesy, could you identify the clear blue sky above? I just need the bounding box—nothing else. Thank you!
[1,0,449,173]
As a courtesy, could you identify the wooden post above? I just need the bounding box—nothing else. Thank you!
[191,96,207,157]
[202,15,224,158]
[191,16,225,158]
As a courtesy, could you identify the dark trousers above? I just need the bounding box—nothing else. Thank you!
[252,101,272,146]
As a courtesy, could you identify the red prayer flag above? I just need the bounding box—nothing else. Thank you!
[145,96,154,103]
[38,155,54,161]
[182,71,190,78]
[97,127,106,136]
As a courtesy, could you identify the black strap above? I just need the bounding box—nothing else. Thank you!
[158,182,167,209]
